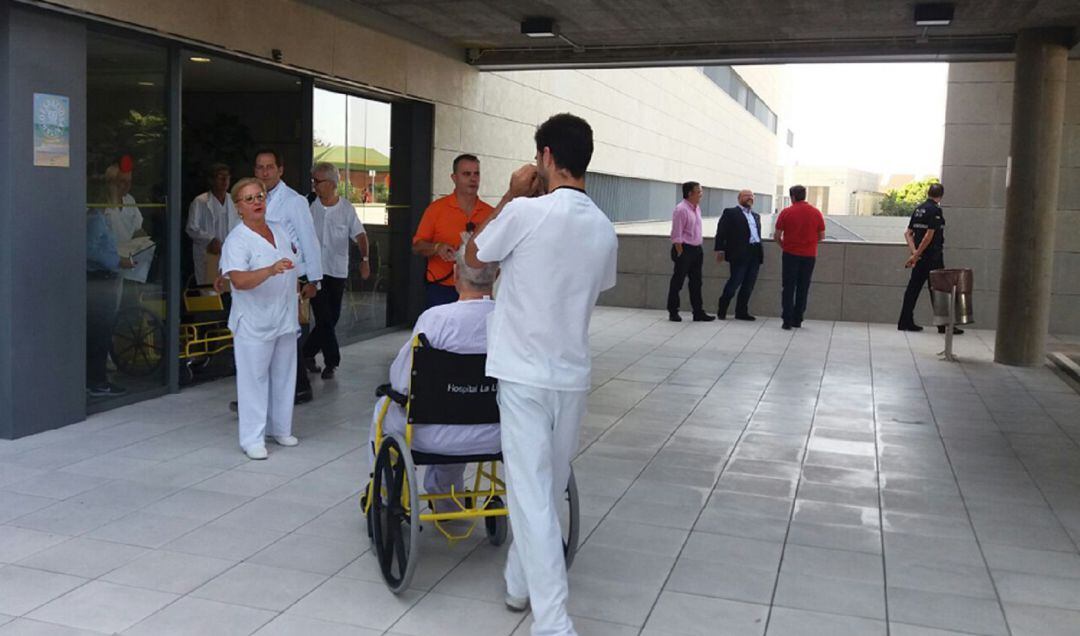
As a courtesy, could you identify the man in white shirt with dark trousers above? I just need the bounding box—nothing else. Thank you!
[467,113,618,636]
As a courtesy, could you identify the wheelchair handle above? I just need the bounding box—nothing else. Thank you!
[376,383,408,406]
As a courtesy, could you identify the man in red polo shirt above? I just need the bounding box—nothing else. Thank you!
[413,154,495,307]
[774,185,826,330]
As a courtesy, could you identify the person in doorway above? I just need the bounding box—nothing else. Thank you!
[714,189,763,320]
[253,148,324,403]
[303,162,370,379]
[220,178,301,460]
[369,241,499,507]
[186,163,238,285]
[86,207,136,397]
[413,154,495,308]
[466,113,618,636]
[897,182,961,334]
[775,184,826,330]
[667,181,714,322]
[103,157,145,245]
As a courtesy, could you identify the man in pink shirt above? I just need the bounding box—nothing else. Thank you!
[668,181,714,322]
[774,184,826,330]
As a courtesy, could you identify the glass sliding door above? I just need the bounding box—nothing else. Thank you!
[313,87,393,340]
[85,32,170,406]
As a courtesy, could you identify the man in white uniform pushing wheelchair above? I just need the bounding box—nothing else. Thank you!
[364,240,580,593]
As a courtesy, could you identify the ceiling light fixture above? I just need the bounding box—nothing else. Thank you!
[520,16,585,53]
[137,81,155,86]
[914,3,954,27]
[521,17,557,38]
[189,56,212,63]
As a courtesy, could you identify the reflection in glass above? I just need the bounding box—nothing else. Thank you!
[86,32,169,405]
[313,88,392,340]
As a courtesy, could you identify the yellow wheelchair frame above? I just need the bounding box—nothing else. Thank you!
[361,333,579,593]
[179,287,233,382]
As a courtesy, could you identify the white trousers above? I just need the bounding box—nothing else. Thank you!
[499,380,586,636]
[234,333,297,451]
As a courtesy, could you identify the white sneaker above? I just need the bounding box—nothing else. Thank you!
[271,435,299,447]
[244,445,268,460]
[505,593,529,612]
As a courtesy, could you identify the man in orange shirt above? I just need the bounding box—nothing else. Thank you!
[774,185,826,330]
[413,154,495,307]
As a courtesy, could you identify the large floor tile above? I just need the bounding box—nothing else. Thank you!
[0,566,86,617]
[124,596,274,635]
[100,550,236,594]
[26,581,176,634]
[191,563,327,611]
[642,591,768,636]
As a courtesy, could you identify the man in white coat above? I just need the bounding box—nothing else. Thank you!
[254,149,323,404]
[186,163,238,285]
[466,114,618,636]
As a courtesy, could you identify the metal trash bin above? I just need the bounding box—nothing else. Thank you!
[929,268,974,327]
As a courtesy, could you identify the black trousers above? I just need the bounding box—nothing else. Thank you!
[303,275,347,368]
[296,322,311,393]
[667,244,704,314]
[86,273,120,388]
[898,251,944,327]
[719,244,763,316]
[424,282,459,309]
[781,253,816,325]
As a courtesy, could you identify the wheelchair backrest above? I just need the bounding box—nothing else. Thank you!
[407,334,499,425]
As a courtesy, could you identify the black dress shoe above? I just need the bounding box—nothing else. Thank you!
[734,314,756,321]
[669,313,682,322]
[692,313,715,322]
[294,389,314,405]
[304,357,321,374]
[793,322,802,328]
[938,326,964,335]
[898,323,924,332]
[782,322,792,330]
[321,366,336,379]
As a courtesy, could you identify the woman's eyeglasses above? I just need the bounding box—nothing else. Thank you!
[238,192,267,204]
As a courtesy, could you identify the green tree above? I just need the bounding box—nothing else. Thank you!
[877,177,941,217]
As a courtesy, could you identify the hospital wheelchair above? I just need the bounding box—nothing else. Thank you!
[362,333,580,593]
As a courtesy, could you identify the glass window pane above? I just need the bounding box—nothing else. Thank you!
[86,32,169,405]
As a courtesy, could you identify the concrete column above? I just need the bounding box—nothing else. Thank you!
[994,28,1072,366]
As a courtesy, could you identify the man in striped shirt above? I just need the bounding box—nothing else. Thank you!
[667,181,715,322]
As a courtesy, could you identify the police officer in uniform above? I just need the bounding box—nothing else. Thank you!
[897,182,961,334]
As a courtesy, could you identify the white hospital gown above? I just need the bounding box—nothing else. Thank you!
[370,297,500,456]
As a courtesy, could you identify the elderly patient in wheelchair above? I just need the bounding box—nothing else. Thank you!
[368,243,499,510]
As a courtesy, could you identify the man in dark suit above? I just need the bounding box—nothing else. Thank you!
[714,189,763,320]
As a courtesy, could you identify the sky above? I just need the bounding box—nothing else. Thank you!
[780,62,948,178]
[313,87,392,156]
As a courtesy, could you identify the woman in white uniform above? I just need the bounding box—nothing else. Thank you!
[220,178,302,460]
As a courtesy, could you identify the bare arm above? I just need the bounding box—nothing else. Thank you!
[904,228,917,253]
[818,230,826,241]
[227,259,293,290]
[905,229,935,268]
[465,165,538,269]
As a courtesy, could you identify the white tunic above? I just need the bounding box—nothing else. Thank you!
[186,191,239,285]
[104,194,144,243]
[310,197,365,279]
[371,298,500,456]
[265,181,323,282]
[474,187,618,391]
[220,222,300,341]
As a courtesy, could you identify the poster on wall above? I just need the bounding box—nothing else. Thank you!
[33,93,70,167]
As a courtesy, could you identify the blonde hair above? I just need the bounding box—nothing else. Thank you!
[230,177,265,204]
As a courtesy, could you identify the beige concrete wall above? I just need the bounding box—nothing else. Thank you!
[600,234,930,326]
[51,0,784,203]
[943,61,1080,335]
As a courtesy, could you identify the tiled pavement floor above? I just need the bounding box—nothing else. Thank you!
[1,307,1079,635]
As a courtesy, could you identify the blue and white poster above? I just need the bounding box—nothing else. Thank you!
[33,93,70,167]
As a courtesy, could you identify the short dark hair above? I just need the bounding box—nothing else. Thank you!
[253,148,282,167]
[789,185,807,202]
[534,113,593,178]
[453,153,479,173]
[682,181,700,199]
[928,182,944,198]
[208,162,230,179]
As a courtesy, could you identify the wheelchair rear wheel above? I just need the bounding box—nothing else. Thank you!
[369,433,420,593]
